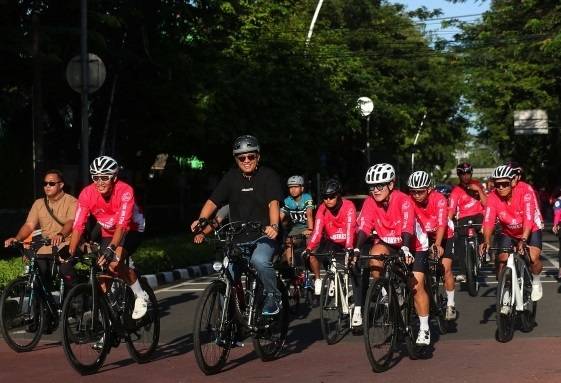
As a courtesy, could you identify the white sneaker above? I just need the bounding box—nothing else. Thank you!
[352,306,362,327]
[531,277,543,301]
[416,329,430,346]
[500,291,511,315]
[132,292,149,320]
[314,279,322,296]
[445,306,457,321]
[455,274,466,283]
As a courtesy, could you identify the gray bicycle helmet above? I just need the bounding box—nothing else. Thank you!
[407,171,431,189]
[287,175,304,187]
[491,165,515,180]
[365,163,395,184]
[90,156,119,175]
[232,135,260,155]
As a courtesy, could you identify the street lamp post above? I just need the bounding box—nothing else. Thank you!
[80,0,89,187]
[357,97,374,164]
[411,112,427,172]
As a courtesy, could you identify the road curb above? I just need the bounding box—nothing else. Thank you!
[140,262,215,289]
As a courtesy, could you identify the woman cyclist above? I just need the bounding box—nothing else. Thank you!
[355,163,431,346]
[407,170,457,321]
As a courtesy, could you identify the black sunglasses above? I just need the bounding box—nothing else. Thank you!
[43,181,61,187]
[322,193,338,201]
[494,181,511,189]
[91,175,112,182]
[368,182,389,191]
[409,189,428,195]
[236,154,257,162]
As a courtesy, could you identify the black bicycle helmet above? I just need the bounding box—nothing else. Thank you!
[232,135,260,155]
[456,162,473,174]
[321,179,342,197]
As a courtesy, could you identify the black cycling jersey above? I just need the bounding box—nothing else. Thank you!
[210,166,283,241]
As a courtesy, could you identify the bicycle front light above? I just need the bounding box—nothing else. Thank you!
[213,261,223,272]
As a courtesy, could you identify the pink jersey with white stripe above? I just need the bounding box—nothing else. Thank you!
[412,191,454,240]
[449,183,484,219]
[73,180,143,237]
[357,190,428,252]
[307,199,356,250]
[483,183,538,239]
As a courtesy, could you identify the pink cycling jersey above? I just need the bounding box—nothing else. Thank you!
[412,191,454,240]
[357,190,428,252]
[517,180,544,230]
[307,199,356,250]
[73,180,143,237]
[483,182,538,239]
[553,197,561,227]
[449,182,484,219]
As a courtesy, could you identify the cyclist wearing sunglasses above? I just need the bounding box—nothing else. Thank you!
[69,156,149,320]
[407,171,457,321]
[449,162,486,282]
[4,169,78,290]
[479,165,543,300]
[191,135,284,316]
[356,163,431,346]
[303,179,362,324]
[506,160,544,232]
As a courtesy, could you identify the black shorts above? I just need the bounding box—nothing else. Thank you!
[432,237,454,260]
[100,231,143,256]
[497,230,542,250]
[412,250,428,273]
[311,240,346,268]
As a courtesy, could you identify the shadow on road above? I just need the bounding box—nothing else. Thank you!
[156,292,198,320]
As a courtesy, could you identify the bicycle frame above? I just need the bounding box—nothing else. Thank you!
[501,248,531,312]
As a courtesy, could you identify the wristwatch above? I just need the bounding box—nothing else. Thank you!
[270,224,279,231]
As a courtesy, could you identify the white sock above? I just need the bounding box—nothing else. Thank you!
[532,273,541,283]
[130,280,145,298]
[354,306,361,315]
[446,290,455,307]
[419,315,429,331]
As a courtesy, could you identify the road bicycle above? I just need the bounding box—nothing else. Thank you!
[0,237,66,352]
[493,246,537,343]
[192,220,289,375]
[61,242,160,375]
[458,220,483,296]
[362,251,418,373]
[426,249,448,335]
[316,249,355,345]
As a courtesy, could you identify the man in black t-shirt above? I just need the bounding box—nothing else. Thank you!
[191,135,284,315]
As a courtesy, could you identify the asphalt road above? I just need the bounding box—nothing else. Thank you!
[2,231,561,382]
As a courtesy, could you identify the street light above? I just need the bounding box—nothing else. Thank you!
[357,97,374,164]
[411,112,427,172]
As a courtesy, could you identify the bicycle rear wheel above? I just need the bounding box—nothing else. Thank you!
[286,279,301,316]
[193,280,231,375]
[253,278,289,361]
[363,279,397,372]
[465,244,479,297]
[61,283,111,375]
[125,279,160,363]
[0,277,46,352]
[429,274,448,335]
[496,267,515,342]
[319,272,348,345]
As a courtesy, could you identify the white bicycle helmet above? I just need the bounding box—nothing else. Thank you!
[90,156,119,175]
[491,165,515,180]
[365,163,395,184]
[287,175,304,186]
[407,171,431,189]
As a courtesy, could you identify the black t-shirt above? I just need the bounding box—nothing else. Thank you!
[210,166,283,241]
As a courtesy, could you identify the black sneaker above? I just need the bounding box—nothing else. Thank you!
[262,294,281,316]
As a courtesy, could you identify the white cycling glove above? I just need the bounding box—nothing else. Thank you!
[400,246,415,264]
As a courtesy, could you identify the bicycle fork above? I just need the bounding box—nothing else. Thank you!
[506,255,524,312]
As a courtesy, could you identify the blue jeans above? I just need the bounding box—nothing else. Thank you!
[230,237,280,298]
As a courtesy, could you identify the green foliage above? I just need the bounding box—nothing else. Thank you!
[0,257,25,291]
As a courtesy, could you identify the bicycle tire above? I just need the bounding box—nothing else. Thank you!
[496,267,515,342]
[125,279,160,363]
[363,279,397,372]
[465,244,478,297]
[402,286,419,360]
[61,283,111,375]
[193,280,231,375]
[429,274,448,335]
[0,277,46,352]
[520,266,537,332]
[319,272,347,345]
[253,277,289,361]
[287,281,301,316]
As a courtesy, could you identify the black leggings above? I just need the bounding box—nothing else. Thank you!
[36,256,76,290]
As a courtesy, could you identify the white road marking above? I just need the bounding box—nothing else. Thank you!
[542,242,560,269]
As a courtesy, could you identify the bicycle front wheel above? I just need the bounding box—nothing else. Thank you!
[363,279,397,372]
[429,274,448,335]
[193,280,231,375]
[61,283,111,375]
[253,278,289,361]
[465,244,479,297]
[0,277,46,352]
[319,272,348,345]
[125,279,160,363]
[496,267,515,342]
